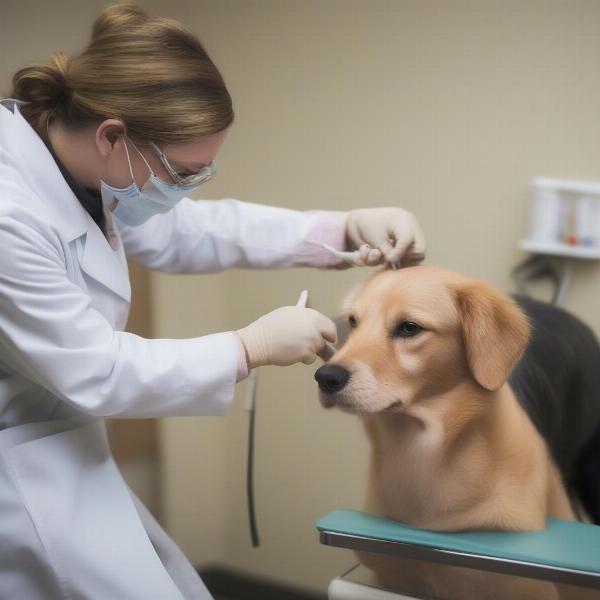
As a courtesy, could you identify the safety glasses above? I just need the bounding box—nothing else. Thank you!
[150,142,217,190]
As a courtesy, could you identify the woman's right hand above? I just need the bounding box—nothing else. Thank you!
[236,306,338,368]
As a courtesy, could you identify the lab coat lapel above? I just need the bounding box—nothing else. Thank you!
[80,217,131,302]
[1,101,131,303]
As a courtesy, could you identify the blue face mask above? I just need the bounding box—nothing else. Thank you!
[100,137,211,227]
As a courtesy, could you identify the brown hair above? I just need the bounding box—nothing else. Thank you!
[11,3,234,144]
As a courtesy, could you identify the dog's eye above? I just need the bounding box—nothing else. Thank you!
[393,321,423,338]
[348,315,357,328]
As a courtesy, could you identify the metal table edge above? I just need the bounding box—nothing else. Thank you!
[319,529,600,590]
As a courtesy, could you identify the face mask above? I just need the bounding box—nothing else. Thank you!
[100,137,200,227]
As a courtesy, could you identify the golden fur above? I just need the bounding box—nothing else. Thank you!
[324,266,597,599]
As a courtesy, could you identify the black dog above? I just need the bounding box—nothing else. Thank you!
[510,295,600,524]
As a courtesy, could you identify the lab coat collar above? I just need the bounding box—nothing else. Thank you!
[0,100,89,242]
[0,101,131,302]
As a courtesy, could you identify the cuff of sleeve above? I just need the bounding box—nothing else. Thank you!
[296,210,349,268]
[138,331,239,417]
[233,331,250,382]
[185,331,238,416]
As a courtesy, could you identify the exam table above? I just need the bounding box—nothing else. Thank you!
[317,510,600,599]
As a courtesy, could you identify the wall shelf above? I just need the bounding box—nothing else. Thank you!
[519,240,600,260]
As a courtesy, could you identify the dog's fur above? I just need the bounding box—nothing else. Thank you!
[315,266,600,600]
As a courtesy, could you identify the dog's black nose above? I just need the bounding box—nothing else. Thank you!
[314,364,350,393]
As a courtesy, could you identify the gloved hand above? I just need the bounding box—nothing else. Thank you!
[236,305,337,369]
[344,207,426,267]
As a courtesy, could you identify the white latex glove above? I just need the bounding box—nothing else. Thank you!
[343,207,426,267]
[236,297,337,369]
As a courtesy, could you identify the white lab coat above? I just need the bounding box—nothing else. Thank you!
[0,99,342,599]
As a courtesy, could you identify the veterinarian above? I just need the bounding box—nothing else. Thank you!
[0,4,425,599]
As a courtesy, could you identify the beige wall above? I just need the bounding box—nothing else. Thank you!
[152,1,600,593]
[3,0,600,595]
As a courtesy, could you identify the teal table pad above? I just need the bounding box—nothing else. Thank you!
[317,510,600,588]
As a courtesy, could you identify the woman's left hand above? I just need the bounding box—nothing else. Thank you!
[343,207,426,268]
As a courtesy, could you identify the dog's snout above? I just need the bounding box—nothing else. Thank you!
[314,364,350,393]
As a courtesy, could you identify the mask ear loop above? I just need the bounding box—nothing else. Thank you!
[123,135,155,183]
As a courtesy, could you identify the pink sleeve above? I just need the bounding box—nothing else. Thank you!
[299,211,349,268]
[233,332,250,382]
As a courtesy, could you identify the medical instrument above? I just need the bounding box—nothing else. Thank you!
[246,289,334,548]
[244,368,260,547]
[295,289,337,360]
[320,242,399,269]
[296,289,309,308]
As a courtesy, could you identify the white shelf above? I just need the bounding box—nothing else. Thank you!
[519,239,600,260]
[533,176,600,196]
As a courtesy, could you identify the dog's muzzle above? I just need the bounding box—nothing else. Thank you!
[314,364,351,407]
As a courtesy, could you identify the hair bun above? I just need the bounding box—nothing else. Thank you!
[48,51,70,83]
[12,51,71,109]
[11,2,233,143]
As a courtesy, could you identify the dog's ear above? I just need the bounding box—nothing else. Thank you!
[452,281,530,391]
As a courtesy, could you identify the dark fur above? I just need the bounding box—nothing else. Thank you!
[510,295,600,524]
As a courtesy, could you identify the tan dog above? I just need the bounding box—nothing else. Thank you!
[315,266,597,600]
